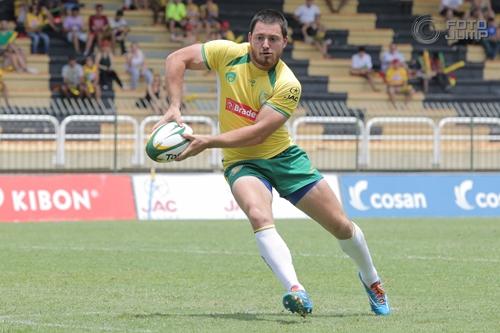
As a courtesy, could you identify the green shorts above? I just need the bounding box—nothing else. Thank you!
[224,145,323,198]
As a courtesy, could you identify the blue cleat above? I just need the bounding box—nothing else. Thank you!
[359,273,391,315]
[282,285,313,317]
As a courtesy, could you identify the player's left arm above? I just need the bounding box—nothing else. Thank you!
[176,105,288,161]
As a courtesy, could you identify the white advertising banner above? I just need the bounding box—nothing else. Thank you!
[132,173,341,220]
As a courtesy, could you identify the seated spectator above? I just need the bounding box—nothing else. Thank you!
[15,1,28,36]
[350,46,379,92]
[386,59,414,107]
[95,40,123,90]
[440,0,465,20]
[481,17,498,59]
[185,0,201,43]
[83,56,101,100]
[220,20,243,43]
[430,51,452,91]
[471,0,495,19]
[0,67,10,107]
[63,6,86,54]
[0,20,31,73]
[25,5,50,54]
[380,43,406,74]
[125,42,153,90]
[166,0,187,42]
[150,0,167,25]
[109,9,129,55]
[62,0,81,15]
[85,4,110,56]
[136,73,166,114]
[408,58,431,93]
[61,55,87,97]
[200,0,220,41]
[304,16,332,58]
[294,0,321,42]
[43,0,64,34]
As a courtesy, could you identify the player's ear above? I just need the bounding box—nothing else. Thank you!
[248,32,252,42]
[282,36,288,49]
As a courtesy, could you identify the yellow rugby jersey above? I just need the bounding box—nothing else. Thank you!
[201,40,301,168]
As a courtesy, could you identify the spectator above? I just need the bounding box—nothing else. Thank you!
[151,0,167,25]
[136,73,166,114]
[350,46,379,92]
[325,0,349,13]
[166,0,187,42]
[471,0,495,19]
[304,16,332,58]
[62,0,81,15]
[109,9,129,55]
[134,0,150,10]
[125,42,153,90]
[185,0,201,43]
[386,59,414,107]
[0,67,10,107]
[85,4,110,56]
[481,17,498,59]
[430,52,451,91]
[83,56,101,100]
[63,6,86,54]
[0,20,31,73]
[440,0,465,20]
[43,0,64,34]
[200,0,220,41]
[380,43,406,74]
[61,55,86,97]
[95,40,123,91]
[294,0,321,42]
[408,58,431,93]
[220,20,243,43]
[25,5,50,54]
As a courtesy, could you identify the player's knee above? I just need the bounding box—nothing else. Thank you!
[247,206,272,227]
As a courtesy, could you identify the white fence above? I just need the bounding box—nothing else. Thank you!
[1,114,499,170]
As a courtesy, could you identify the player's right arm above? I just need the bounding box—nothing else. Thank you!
[154,44,206,129]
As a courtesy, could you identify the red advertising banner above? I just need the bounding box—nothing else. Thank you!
[0,174,136,222]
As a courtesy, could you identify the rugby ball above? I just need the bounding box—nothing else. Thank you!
[145,122,193,162]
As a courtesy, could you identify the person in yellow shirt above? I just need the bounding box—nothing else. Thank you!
[24,5,50,54]
[83,56,101,100]
[385,59,414,107]
[153,9,390,318]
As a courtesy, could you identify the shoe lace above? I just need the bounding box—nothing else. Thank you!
[370,282,386,305]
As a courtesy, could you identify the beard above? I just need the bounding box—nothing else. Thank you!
[250,48,281,70]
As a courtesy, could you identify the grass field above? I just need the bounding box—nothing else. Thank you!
[0,218,499,333]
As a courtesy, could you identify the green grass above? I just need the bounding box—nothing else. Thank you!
[0,218,499,333]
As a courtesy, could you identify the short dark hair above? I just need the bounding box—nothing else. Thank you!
[249,9,288,38]
[358,46,366,52]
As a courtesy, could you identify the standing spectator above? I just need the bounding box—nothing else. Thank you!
[200,0,220,41]
[63,6,86,54]
[350,46,379,91]
[380,43,406,74]
[109,9,129,55]
[125,42,153,90]
[95,40,123,90]
[166,0,187,42]
[83,56,101,100]
[61,55,86,97]
[294,0,321,42]
[385,59,414,107]
[0,20,31,73]
[481,17,498,59]
[0,67,10,107]
[85,4,110,56]
[25,5,50,54]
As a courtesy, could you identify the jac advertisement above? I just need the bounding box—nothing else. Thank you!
[339,173,500,217]
[0,174,136,222]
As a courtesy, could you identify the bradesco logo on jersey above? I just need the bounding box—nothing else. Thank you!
[341,175,430,217]
[225,98,257,121]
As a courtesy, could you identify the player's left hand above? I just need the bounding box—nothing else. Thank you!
[175,133,211,161]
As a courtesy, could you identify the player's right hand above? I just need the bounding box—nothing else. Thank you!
[152,105,183,131]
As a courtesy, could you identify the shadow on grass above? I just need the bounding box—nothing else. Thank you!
[123,311,371,324]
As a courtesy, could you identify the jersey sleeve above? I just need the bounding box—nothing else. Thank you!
[264,80,301,118]
[201,39,240,72]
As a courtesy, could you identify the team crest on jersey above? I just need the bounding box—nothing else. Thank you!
[225,72,237,83]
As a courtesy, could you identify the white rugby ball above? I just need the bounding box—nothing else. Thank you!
[145,122,193,162]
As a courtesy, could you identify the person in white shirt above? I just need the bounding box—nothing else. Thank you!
[294,0,321,41]
[380,43,406,73]
[350,46,379,92]
[440,0,464,19]
[109,9,130,55]
[125,42,153,90]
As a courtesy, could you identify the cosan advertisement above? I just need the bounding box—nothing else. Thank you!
[132,173,341,220]
[0,174,136,222]
[340,174,500,217]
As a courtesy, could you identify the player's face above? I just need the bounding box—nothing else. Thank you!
[249,22,287,71]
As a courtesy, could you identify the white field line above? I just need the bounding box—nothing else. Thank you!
[7,245,500,263]
[0,317,152,333]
